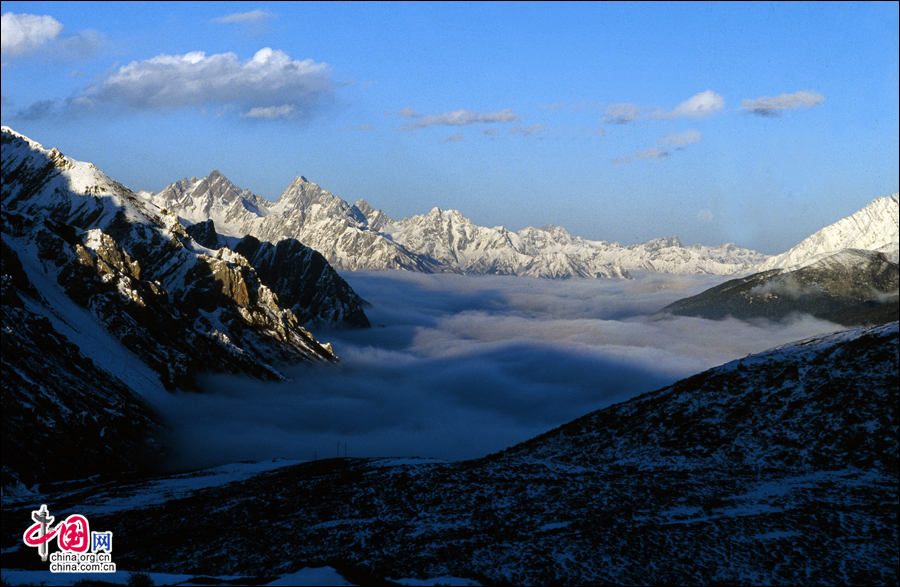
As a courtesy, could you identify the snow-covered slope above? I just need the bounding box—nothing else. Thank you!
[759,194,899,270]
[152,172,770,278]
[3,322,895,584]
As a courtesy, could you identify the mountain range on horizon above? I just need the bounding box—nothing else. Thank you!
[148,169,777,279]
[148,166,899,281]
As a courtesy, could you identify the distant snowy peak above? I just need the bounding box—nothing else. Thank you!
[150,171,271,234]
[153,170,767,278]
[759,194,900,270]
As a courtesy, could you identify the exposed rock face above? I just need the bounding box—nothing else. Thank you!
[233,235,371,328]
[183,219,370,327]
[152,172,770,278]
[4,323,895,585]
[1,127,347,486]
[182,218,229,250]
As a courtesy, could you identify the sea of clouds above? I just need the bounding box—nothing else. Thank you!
[157,271,844,470]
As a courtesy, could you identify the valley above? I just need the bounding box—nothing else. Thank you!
[1,126,897,585]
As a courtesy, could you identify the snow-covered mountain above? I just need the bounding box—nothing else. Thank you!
[759,194,899,270]
[661,248,898,326]
[4,322,895,584]
[1,127,371,486]
[661,195,900,326]
[151,171,770,278]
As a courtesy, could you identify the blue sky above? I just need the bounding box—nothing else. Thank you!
[2,1,897,254]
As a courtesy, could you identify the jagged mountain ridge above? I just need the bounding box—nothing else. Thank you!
[1,126,374,486]
[1,127,345,375]
[151,171,770,278]
[3,322,895,584]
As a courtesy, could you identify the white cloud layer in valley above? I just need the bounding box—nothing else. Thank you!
[156,272,845,471]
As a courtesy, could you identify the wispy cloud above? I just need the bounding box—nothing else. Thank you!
[510,124,548,137]
[657,129,702,147]
[612,129,702,165]
[654,90,725,119]
[240,104,295,120]
[336,124,374,132]
[394,107,420,118]
[212,9,271,24]
[12,99,56,120]
[540,100,602,112]
[398,108,522,130]
[741,90,825,117]
[604,103,640,124]
[70,48,333,120]
[444,132,464,142]
[610,147,669,165]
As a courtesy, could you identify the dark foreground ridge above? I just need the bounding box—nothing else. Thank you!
[2,323,896,585]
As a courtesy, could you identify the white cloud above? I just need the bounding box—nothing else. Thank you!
[1,12,63,56]
[212,9,271,24]
[657,129,702,147]
[78,48,333,119]
[610,147,669,165]
[604,103,640,124]
[742,90,825,116]
[444,132,464,142]
[400,108,522,130]
[655,90,725,119]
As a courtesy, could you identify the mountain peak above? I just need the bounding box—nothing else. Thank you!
[760,194,900,271]
[640,235,684,249]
